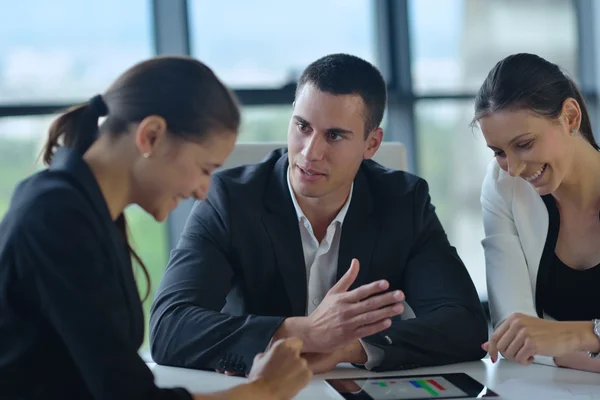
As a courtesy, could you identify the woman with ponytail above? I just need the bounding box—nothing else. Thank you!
[0,56,311,399]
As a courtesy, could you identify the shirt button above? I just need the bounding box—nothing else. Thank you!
[312,298,320,306]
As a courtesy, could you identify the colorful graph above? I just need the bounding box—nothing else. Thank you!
[371,380,397,388]
[409,379,447,396]
[368,378,448,396]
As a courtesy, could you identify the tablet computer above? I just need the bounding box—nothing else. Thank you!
[325,372,498,399]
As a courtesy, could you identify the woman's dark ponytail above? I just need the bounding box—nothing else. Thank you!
[43,95,108,165]
[42,56,241,302]
[43,94,151,301]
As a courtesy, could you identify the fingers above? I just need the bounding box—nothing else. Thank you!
[339,289,402,329]
[353,318,392,338]
[347,302,403,328]
[487,320,511,362]
[503,329,527,360]
[495,326,517,359]
[290,361,313,395]
[342,280,390,303]
[253,352,265,363]
[514,340,536,365]
[216,369,241,376]
[487,339,499,363]
[270,342,312,396]
[265,338,305,366]
[297,361,313,383]
[329,259,359,294]
[277,337,304,353]
[526,356,534,365]
[352,290,404,313]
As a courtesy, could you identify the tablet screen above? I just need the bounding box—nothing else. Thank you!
[327,372,497,399]
[351,376,467,399]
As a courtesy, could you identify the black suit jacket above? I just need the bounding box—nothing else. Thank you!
[150,149,487,373]
[0,148,190,400]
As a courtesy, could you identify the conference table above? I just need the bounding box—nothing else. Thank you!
[149,357,600,399]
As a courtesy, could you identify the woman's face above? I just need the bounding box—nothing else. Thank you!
[132,123,237,222]
[479,107,577,196]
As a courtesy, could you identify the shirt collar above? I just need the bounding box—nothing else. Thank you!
[286,165,353,225]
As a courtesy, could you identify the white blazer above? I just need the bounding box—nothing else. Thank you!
[481,159,557,366]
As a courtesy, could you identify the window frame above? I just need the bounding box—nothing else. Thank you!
[1,0,592,312]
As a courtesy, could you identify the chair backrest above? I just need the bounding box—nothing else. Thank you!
[167,141,407,247]
[220,141,407,171]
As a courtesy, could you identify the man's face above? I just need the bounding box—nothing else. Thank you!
[287,83,382,203]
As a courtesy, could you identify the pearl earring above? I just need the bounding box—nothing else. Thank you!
[143,152,150,158]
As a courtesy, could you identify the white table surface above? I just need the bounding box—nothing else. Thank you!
[149,358,600,399]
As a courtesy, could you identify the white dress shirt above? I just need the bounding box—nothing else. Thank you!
[286,167,384,369]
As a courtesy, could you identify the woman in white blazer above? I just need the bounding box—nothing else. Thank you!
[474,53,600,373]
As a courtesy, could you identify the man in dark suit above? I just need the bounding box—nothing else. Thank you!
[150,53,488,375]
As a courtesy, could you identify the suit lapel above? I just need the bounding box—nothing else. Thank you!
[262,154,308,316]
[50,148,143,342]
[110,216,146,343]
[337,168,379,289]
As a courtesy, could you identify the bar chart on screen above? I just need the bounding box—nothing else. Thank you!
[354,377,467,399]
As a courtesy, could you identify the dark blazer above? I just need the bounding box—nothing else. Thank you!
[0,148,190,400]
[150,148,487,374]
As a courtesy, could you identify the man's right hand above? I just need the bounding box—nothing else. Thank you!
[305,258,404,352]
[274,259,405,353]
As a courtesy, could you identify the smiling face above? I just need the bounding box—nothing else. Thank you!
[479,101,581,195]
[287,83,382,204]
[130,116,237,222]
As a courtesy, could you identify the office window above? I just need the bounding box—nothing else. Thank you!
[410,0,578,297]
[0,0,160,349]
[127,206,169,350]
[0,116,51,218]
[189,0,377,88]
[409,0,577,94]
[237,106,389,143]
[0,0,153,104]
[415,101,490,296]
[239,105,291,142]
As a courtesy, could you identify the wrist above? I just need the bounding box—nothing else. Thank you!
[345,340,368,364]
[272,317,313,351]
[574,321,600,353]
[206,382,270,400]
[244,380,277,400]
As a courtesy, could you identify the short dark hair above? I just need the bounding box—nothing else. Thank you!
[43,55,240,301]
[472,53,598,150]
[296,53,387,136]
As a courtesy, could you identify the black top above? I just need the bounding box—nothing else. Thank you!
[0,148,191,400]
[150,148,488,374]
[538,195,600,321]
